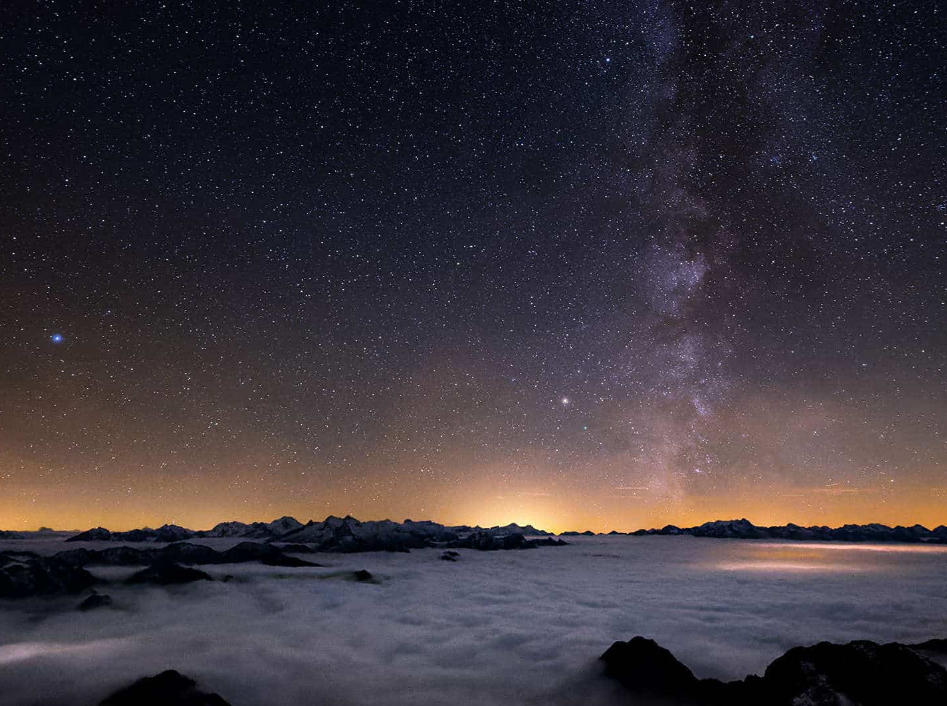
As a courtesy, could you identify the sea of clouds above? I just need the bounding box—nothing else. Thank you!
[2,535,946,705]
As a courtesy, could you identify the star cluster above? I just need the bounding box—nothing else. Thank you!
[0,1,944,531]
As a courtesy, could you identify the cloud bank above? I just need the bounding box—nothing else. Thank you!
[1,536,946,705]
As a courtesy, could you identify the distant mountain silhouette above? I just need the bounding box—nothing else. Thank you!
[58,516,560,552]
[563,518,947,544]
[633,518,947,543]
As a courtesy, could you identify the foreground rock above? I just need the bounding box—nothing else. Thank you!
[0,555,97,598]
[125,562,213,586]
[77,591,113,611]
[601,636,947,705]
[601,637,702,699]
[100,669,231,706]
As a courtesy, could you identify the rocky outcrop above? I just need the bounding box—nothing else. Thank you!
[100,669,231,706]
[601,636,702,699]
[758,640,947,706]
[601,636,947,705]
[77,591,113,611]
[0,555,97,598]
[125,562,213,586]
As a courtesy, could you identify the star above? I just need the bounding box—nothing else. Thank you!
[561,397,570,406]
[50,333,64,344]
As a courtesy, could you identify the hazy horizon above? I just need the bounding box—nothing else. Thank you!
[7,508,946,536]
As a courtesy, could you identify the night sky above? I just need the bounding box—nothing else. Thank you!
[1,1,944,532]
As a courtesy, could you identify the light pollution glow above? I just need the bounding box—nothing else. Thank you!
[3,458,944,534]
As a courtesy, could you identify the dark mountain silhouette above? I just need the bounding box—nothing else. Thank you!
[54,541,320,569]
[59,516,556,549]
[601,635,947,705]
[100,669,230,706]
[619,519,947,544]
[0,552,97,598]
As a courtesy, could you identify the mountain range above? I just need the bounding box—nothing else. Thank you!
[575,518,947,543]
[8,517,947,546]
[55,516,559,553]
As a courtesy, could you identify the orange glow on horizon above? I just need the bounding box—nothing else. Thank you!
[2,473,944,535]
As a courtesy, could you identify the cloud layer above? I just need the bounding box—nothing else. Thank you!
[2,536,946,705]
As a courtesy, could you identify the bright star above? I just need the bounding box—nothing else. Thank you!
[50,333,64,344]
[561,397,570,406]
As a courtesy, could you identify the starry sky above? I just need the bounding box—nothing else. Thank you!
[1,1,944,532]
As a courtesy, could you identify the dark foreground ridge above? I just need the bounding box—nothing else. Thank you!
[100,670,230,706]
[95,636,947,706]
[0,551,96,598]
[2,527,564,598]
[53,541,321,569]
[563,518,947,544]
[58,515,566,553]
[125,563,214,586]
[601,635,947,705]
[0,542,319,598]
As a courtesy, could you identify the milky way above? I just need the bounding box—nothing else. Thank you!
[0,1,944,531]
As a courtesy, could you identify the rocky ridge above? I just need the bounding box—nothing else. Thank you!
[0,542,319,599]
[601,635,947,705]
